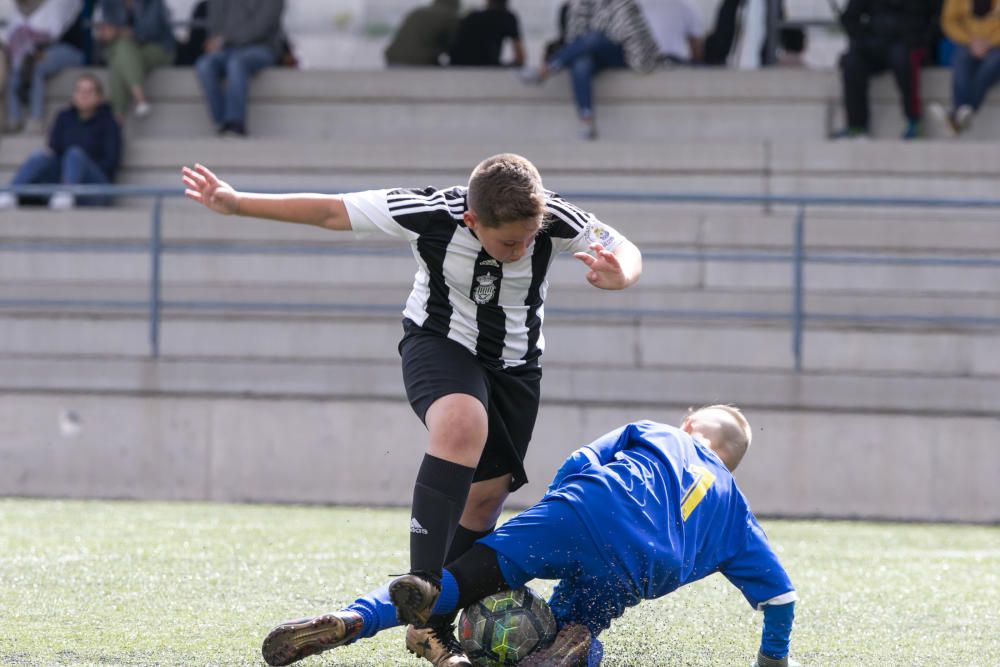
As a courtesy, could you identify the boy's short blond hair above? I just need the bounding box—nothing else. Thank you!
[688,404,752,469]
[467,153,546,228]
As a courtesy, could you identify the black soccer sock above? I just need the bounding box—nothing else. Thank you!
[445,524,494,566]
[447,543,509,611]
[409,454,476,580]
[429,524,495,625]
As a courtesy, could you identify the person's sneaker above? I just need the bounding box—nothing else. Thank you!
[519,623,592,667]
[927,102,956,137]
[260,610,364,666]
[0,192,16,209]
[901,119,922,140]
[134,101,151,118]
[389,572,441,625]
[578,119,598,141]
[954,104,974,134]
[829,127,869,141]
[518,66,547,85]
[48,192,75,210]
[405,622,472,667]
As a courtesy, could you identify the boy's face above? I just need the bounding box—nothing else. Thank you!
[465,212,541,264]
[72,78,102,115]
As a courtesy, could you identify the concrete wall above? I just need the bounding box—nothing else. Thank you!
[2,391,997,523]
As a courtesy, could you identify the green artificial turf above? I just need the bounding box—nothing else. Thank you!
[0,499,997,666]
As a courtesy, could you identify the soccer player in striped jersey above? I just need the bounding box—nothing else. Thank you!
[261,406,800,667]
[182,153,642,666]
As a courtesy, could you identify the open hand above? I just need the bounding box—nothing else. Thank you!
[574,243,627,289]
[182,163,240,215]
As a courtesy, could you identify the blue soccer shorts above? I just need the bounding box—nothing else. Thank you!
[478,496,641,634]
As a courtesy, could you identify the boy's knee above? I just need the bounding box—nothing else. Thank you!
[62,146,86,162]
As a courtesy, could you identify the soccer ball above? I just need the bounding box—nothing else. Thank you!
[458,587,557,666]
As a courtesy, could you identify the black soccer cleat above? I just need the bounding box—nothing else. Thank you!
[260,610,363,666]
[389,572,441,626]
[519,623,592,667]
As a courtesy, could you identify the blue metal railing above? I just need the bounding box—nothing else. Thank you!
[3,184,1000,371]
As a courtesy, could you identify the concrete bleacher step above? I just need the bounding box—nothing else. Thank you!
[3,244,998,298]
[7,134,1000,198]
[35,67,1000,141]
[4,204,1000,251]
[5,281,997,322]
[2,309,999,377]
[1,354,996,417]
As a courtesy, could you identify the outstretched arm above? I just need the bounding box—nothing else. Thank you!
[574,238,642,290]
[181,164,351,231]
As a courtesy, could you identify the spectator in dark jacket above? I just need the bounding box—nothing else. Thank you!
[194,0,285,136]
[832,0,942,140]
[449,0,525,67]
[95,0,176,122]
[384,0,460,66]
[0,73,122,210]
[174,0,208,66]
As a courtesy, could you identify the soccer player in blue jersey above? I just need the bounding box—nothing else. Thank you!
[261,405,800,667]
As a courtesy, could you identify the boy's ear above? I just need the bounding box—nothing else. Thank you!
[464,210,479,229]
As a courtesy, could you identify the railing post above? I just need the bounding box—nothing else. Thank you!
[149,195,163,358]
[792,204,806,372]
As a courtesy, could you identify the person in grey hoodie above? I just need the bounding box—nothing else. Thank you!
[385,0,460,66]
[194,0,284,136]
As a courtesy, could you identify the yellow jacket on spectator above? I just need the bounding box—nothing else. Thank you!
[942,0,1000,46]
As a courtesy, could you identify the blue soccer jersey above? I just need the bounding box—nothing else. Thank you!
[545,420,796,610]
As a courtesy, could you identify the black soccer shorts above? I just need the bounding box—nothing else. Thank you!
[398,319,541,491]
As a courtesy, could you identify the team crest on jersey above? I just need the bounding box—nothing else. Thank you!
[586,221,614,247]
[473,273,498,304]
[480,258,500,268]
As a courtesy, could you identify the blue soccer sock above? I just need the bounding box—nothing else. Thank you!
[343,570,460,640]
[345,583,399,639]
[588,636,604,667]
[431,568,459,615]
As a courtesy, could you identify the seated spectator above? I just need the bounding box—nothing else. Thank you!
[831,0,941,140]
[174,0,208,67]
[704,0,799,67]
[929,0,1000,136]
[0,73,121,210]
[543,1,572,62]
[521,0,661,140]
[195,0,285,137]
[384,0,460,66]
[2,0,89,134]
[95,0,176,123]
[638,0,705,64]
[449,0,525,67]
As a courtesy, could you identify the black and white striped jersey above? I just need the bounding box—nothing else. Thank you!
[343,185,629,369]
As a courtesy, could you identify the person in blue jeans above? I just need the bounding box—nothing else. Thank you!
[520,0,662,140]
[0,73,121,210]
[194,0,285,137]
[3,0,91,134]
[930,0,1000,136]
